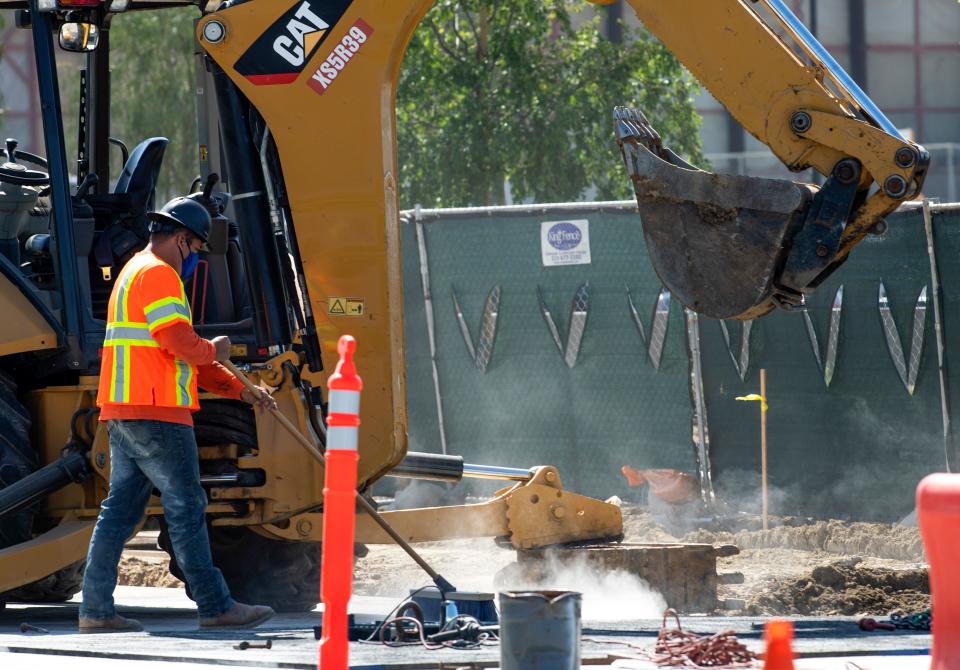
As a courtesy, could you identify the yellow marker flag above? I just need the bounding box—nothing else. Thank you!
[736,393,768,412]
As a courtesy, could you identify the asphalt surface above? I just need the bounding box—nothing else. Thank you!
[0,586,933,669]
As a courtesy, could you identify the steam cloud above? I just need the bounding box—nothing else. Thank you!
[495,549,667,621]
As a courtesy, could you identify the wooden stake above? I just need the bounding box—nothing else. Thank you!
[760,368,768,531]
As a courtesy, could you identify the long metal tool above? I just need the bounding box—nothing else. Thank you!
[684,309,715,503]
[922,200,952,472]
[223,360,457,594]
[415,207,449,454]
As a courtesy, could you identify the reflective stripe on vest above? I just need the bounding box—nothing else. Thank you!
[175,359,194,407]
[144,296,191,331]
[103,323,159,347]
[108,262,147,403]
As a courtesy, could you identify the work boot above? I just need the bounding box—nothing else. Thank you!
[79,614,144,634]
[198,602,275,629]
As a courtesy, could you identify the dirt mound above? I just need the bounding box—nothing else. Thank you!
[622,507,924,562]
[684,520,924,562]
[745,559,930,616]
[117,556,182,589]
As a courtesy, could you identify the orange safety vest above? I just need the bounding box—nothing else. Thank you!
[96,252,200,411]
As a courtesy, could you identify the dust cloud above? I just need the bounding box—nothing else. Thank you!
[495,549,667,621]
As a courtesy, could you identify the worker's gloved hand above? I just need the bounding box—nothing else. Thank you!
[241,384,278,413]
[211,335,232,362]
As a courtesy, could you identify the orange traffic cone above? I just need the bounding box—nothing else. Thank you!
[918,473,960,670]
[762,619,795,670]
[318,335,363,670]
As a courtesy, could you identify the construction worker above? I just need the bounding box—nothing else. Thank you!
[80,197,278,633]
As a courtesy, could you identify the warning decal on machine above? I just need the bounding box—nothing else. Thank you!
[328,297,364,316]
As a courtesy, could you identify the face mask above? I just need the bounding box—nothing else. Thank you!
[181,251,199,279]
[178,236,200,279]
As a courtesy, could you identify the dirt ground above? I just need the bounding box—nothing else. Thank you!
[744,559,929,617]
[624,505,929,617]
[118,555,183,589]
[119,503,930,618]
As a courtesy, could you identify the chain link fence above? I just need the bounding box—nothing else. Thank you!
[400,201,960,521]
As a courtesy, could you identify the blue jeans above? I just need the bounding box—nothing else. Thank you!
[80,419,235,620]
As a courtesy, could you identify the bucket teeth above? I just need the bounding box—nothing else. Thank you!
[614,106,662,152]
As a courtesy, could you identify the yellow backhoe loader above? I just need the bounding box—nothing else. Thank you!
[0,0,925,611]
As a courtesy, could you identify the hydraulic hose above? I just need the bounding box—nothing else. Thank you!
[0,448,91,520]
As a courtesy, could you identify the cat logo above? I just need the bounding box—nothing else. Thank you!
[273,3,329,67]
[233,0,353,86]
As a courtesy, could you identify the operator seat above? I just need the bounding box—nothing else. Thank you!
[113,137,168,239]
[88,137,168,317]
[92,137,168,277]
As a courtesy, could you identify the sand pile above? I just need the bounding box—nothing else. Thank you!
[684,520,923,562]
[117,556,182,589]
[622,508,924,562]
[745,559,929,616]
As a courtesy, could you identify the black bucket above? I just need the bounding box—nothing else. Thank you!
[498,590,581,670]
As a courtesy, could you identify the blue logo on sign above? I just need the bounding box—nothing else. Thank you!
[547,223,582,251]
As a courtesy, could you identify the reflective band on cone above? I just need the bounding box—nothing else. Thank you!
[328,390,360,417]
[327,426,358,452]
[319,335,362,670]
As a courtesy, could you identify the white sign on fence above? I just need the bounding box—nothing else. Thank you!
[541,219,591,267]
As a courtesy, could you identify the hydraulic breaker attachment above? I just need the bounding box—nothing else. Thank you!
[253,465,624,551]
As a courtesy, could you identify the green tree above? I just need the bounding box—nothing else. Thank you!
[108,6,199,200]
[396,0,703,208]
[51,6,198,198]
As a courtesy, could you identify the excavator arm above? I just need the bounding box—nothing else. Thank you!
[188,0,927,485]
[617,0,928,319]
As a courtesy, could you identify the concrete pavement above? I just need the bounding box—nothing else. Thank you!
[0,586,933,669]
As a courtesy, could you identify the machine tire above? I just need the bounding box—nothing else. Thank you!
[193,401,257,453]
[3,560,85,603]
[0,373,85,603]
[158,400,320,612]
[159,524,321,613]
[0,373,37,550]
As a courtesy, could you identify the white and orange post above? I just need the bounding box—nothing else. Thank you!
[318,335,362,670]
[918,473,960,669]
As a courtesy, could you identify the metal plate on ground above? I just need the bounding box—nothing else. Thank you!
[508,542,725,614]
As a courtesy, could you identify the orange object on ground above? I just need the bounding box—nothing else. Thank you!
[319,335,362,670]
[621,466,699,504]
[762,619,795,670]
[918,473,960,670]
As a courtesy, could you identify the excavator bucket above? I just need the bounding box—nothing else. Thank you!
[615,107,818,320]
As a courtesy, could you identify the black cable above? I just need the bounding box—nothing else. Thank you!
[355,586,499,651]
[357,584,440,645]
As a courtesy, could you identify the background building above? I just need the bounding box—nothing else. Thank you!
[590,0,960,201]
[0,24,42,156]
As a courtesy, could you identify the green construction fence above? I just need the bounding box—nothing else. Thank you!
[399,202,960,521]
